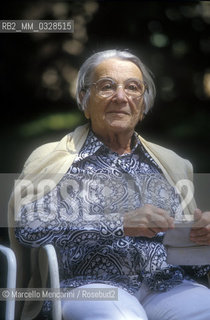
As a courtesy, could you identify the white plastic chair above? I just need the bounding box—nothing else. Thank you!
[0,244,17,320]
[0,243,62,320]
[42,244,62,320]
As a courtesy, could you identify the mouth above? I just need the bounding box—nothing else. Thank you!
[107,110,130,115]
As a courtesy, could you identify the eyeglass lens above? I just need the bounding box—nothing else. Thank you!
[95,78,146,98]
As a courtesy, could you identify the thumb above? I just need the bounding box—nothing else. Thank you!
[194,208,202,221]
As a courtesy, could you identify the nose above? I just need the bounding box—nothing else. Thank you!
[112,85,127,102]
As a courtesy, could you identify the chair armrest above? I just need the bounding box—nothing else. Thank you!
[42,244,62,320]
[0,244,17,320]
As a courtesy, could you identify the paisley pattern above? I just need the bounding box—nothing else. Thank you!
[16,130,210,299]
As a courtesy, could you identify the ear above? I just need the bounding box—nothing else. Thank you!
[84,106,90,119]
[79,90,85,105]
[139,112,145,121]
[139,103,145,121]
[79,90,90,119]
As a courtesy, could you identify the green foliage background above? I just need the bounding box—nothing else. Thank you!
[0,1,210,173]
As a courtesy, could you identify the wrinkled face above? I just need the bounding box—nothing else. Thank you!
[84,58,145,136]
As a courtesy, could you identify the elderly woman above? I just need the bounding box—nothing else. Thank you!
[9,49,210,320]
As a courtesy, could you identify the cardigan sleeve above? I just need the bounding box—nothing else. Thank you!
[22,142,58,174]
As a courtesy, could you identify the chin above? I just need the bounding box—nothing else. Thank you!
[106,120,133,132]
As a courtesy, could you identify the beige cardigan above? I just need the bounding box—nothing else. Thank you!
[8,123,196,319]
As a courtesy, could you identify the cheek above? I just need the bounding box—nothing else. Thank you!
[135,99,144,116]
[88,98,108,117]
[129,98,144,116]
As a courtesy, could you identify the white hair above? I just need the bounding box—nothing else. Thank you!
[76,49,156,114]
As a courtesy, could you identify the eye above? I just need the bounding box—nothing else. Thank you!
[127,83,139,91]
[126,80,144,94]
[101,83,112,91]
[100,81,113,91]
[99,81,115,91]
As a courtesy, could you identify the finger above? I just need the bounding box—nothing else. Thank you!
[155,209,174,228]
[192,216,208,229]
[190,235,210,245]
[147,205,171,218]
[148,228,158,237]
[148,219,171,231]
[144,205,174,228]
[137,225,158,237]
[190,224,210,239]
[123,225,155,238]
[194,208,202,221]
[190,234,209,241]
[192,210,210,229]
[192,208,203,228]
[190,227,209,237]
[148,214,174,230]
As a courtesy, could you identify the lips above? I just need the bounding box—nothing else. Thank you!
[107,110,130,115]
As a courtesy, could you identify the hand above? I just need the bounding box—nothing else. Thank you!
[190,208,210,245]
[123,204,174,238]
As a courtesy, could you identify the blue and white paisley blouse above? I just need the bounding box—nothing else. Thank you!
[15,130,210,298]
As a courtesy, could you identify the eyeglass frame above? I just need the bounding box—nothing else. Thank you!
[86,77,148,99]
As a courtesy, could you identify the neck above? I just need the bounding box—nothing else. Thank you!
[93,129,134,155]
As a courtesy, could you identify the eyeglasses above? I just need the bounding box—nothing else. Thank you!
[89,77,148,98]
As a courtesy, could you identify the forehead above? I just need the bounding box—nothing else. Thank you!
[92,58,143,81]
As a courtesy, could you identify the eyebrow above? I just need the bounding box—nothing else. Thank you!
[96,77,142,82]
